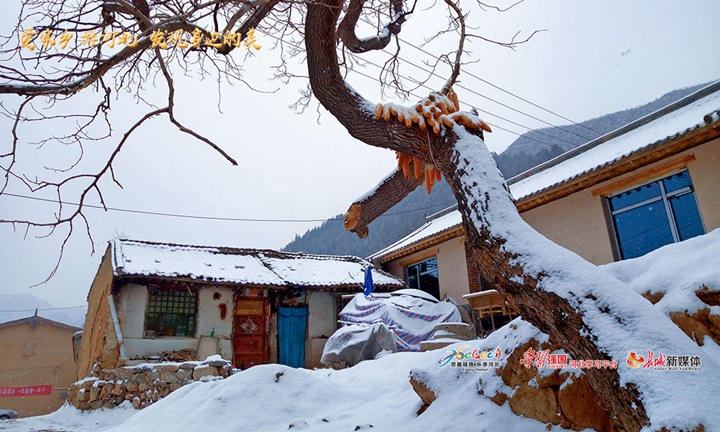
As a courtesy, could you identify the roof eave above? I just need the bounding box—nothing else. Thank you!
[373,225,464,264]
[0,315,83,331]
[515,119,720,212]
[506,80,720,187]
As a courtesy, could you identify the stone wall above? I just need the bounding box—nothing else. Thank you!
[68,357,231,411]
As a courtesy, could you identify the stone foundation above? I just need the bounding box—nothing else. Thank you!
[487,338,613,431]
[411,337,615,431]
[68,358,231,411]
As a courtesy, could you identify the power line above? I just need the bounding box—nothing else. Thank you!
[3,192,457,223]
[392,34,603,137]
[348,66,556,147]
[353,46,590,147]
[0,305,87,312]
[361,31,597,142]
[344,57,577,148]
[260,29,574,150]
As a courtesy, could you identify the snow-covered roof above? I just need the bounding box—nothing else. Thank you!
[111,239,404,289]
[370,208,463,262]
[507,80,720,201]
[371,81,720,262]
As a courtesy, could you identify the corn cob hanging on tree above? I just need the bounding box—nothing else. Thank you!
[374,88,491,193]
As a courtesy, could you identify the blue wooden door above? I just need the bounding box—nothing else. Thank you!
[278,306,308,368]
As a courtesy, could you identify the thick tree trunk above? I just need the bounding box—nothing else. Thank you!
[432,130,649,430]
[304,1,717,430]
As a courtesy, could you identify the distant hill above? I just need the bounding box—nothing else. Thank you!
[0,293,86,327]
[283,82,714,257]
[283,180,456,258]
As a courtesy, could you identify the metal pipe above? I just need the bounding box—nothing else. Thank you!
[107,295,127,361]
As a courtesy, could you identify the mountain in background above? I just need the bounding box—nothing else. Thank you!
[283,180,456,258]
[0,293,86,327]
[283,82,714,258]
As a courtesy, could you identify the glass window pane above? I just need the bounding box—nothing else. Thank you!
[614,201,674,259]
[421,258,438,275]
[663,170,693,193]
[669,193,705,241]
[407,270,419,289]
[419,272,440,299]
[145,288,197,337]
[610,182,661,211]
[406,258,440,298]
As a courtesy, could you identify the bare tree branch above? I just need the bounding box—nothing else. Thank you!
[440,0,465,94]
[337,0,406,54]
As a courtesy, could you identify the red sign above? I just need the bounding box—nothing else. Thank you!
[0,385,53,397]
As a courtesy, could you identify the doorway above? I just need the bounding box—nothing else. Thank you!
[278,306,308,368]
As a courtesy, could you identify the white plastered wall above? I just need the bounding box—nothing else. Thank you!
[115,283,234,361]
[306,291,336,368]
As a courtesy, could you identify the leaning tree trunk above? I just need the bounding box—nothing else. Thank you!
[303,1,717,430]
[431,130,648,430]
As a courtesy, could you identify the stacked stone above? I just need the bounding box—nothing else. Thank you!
[68,359,232,411]
[411,336,613,431]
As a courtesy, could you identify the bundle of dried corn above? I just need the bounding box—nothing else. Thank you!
[373,89,491,135]
[375,89,491,193]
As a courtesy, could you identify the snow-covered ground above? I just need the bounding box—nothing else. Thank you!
[0,402,137,432]
[0,329,567,432]
[3,230,720,432]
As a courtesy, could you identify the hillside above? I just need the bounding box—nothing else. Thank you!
[283,180,456,258]
[283,82,713,257]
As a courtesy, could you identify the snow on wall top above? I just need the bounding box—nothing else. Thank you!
[111,239,404,288]
[370,82,720,262]
[507,81,720,201]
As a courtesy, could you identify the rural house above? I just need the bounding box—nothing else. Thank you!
[76,239,405,379]
[369,80,720,309]
[0,313,81,417]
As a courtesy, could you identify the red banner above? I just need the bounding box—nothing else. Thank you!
[0,385,53,397]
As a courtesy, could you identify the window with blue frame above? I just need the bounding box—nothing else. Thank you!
[406,257,440,299]
[608,170,705,260]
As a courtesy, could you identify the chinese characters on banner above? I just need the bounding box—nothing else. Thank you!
[20,28,261,51]
[0,385,53,397]
[520,347,618,370]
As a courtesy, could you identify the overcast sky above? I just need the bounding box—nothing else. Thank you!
[1,0,719,311]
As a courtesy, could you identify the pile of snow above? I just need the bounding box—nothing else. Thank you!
[0,402,137,432]
[108,346,556,432]
[338,291,461,351]
[602,228,720,318]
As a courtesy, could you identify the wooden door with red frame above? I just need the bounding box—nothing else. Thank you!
[233,297,269,369]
